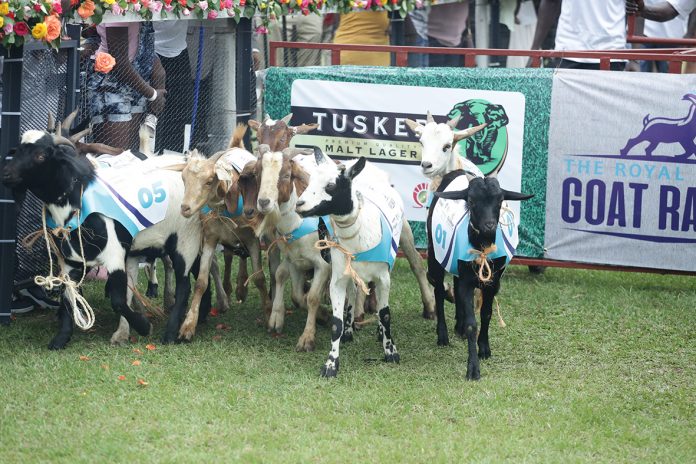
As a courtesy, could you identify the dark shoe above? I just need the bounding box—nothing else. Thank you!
[20,286,60,310]
[11,296,35,314]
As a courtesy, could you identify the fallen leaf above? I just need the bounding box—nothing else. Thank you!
[129,336,138,343]
[212,335,222,341]
[271,332,285,339]
[145,344,156,351]
[210,308,220,317]
[118,375,126,381]
[132,360,141,366]
[79,355,90,361]
[101,364,109,370]
[137,379,149,386]
[285,310,294,316]
[133,348,143,355]
[215,323,230,331]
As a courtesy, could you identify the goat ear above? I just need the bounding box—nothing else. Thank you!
[502,190,534,201]
[216,165,232,182]
[248,119,260,131]
[280,113,293,125]
[224,182,240,213]
[292,123,318,135]
[313,146,327,165]
[453,123,487,143]
[291,160,309,196]
[433,189,468,201]
[426,111,435,124]
[345,156,366,180]
[404,119,423,137]
[47,112,56,133]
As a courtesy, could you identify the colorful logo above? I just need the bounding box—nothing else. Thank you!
[447,99,510,176]
[412,182,429,208]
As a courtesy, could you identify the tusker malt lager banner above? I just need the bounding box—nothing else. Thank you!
[288,80,526,223]
[545,70,696,272]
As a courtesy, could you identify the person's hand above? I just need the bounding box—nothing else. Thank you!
[148,88,167,115]
[626,0,645,15]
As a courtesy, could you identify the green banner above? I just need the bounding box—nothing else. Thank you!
[264,66,553,257]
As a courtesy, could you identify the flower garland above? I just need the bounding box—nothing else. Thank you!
[1,0,431,49]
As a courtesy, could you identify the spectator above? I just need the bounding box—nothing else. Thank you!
[269,14,324,66]
[507,0,539,68]
[531,0,627,70]
[154,20,192,153]
[627,0,696,20]
[427,2,471,67]
[333,12,390,66]
[86,22,166,150]
[636,0,691,72]
[406,7,430,67]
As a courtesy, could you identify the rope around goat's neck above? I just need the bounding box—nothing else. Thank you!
[34,190,96,331]
[468,244,497,284]
[314,239,370,295]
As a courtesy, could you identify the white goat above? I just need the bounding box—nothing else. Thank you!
[296,150,403,377]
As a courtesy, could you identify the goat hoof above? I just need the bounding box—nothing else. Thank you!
[341,331,354,343]
[466,362,481,381]
[478,345,491,359]
[384,352,400,364]
[295,337,315,352]
[146,283,159,298]
[48,336,70,350]
[320,364,338,378]
[422,308,436,320]
[161,332,178,345]
[437,336,449,346]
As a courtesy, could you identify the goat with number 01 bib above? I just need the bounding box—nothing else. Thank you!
[427,171,533,380]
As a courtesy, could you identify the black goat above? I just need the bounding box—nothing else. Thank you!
[427,171,533,380]
[1,130,202,349]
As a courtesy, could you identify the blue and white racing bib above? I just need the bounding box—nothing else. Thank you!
[431,175,518,276]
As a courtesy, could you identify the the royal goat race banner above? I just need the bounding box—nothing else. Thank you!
[288,80,526,223]
[545,70,696,272]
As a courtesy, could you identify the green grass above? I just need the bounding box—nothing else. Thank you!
[1,259,694,463]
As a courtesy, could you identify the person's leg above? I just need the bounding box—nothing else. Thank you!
[155,52,193,152]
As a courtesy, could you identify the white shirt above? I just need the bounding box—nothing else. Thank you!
[554,0,626,62]
[154,21,188,58]
[646,0,688,39]
[667,0,696,16]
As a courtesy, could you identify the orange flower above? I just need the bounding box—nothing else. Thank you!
[77,0,95,19]
[95,52,116,73]
[137,379,149,386]
[45,15,61,42]
[117,375,126,381]
[133,348,143,354]
[131,360,141,366]
[79,355,90,361]
[145,344,156,351]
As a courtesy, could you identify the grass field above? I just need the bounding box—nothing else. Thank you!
[1,259,694,463]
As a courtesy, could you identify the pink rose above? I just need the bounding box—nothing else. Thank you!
[3,23,13,35]
[52,2,63,14]
[255,25,268,34]
[207,9,217,19]
[226,8,235,16]
[164,3,173,11]
[132,3,141,11]
[142,0,151,8]
[198,1,208,10]
[149,1,162,13]
[112,3,122,14]
[182,7,190,15]
[221,0,232,8]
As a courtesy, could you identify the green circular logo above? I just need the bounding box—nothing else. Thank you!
[447,99,510,176]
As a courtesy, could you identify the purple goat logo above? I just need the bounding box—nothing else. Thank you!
[620,93,696,159]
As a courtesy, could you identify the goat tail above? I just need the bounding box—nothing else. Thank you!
[138,124,154,157]
[228,123,248,150]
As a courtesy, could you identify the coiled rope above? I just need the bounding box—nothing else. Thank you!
[314,239,370,295]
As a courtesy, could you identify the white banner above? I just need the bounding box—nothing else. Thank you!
[288,80,526,222]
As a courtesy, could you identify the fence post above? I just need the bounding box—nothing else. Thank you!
[0,45,24,325]
[236,17,254,148]
[64,24,82,120]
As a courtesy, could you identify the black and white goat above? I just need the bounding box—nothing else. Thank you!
[1,130,201,348]
[427,171,532,380]
[296,150,403,377]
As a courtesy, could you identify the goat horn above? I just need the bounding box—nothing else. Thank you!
[313,146,326,164]
[62,108,79,131]
[281,113,293,125]
[426,111,435,124]
[447,114,461,129]
[53,134,76,148]
[47,112,56,133]
[264,113,271,121]
[282,147,312,157]
[209,150,227,163]
[70,127,92,143]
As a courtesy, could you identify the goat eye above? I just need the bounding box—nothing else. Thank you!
[443,144,451,152]
[326,182,336,192]
[35,153,45,162]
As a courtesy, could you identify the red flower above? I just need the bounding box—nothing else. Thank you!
[8,12,15,19]
[240,0,245,5]
[70,0,80,6]
[14,22,29,36]
[34,4,42,11]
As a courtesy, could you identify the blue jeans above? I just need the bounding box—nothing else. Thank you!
[427,36,464,67]
[408,35,429,68]
[640,44,669,73]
